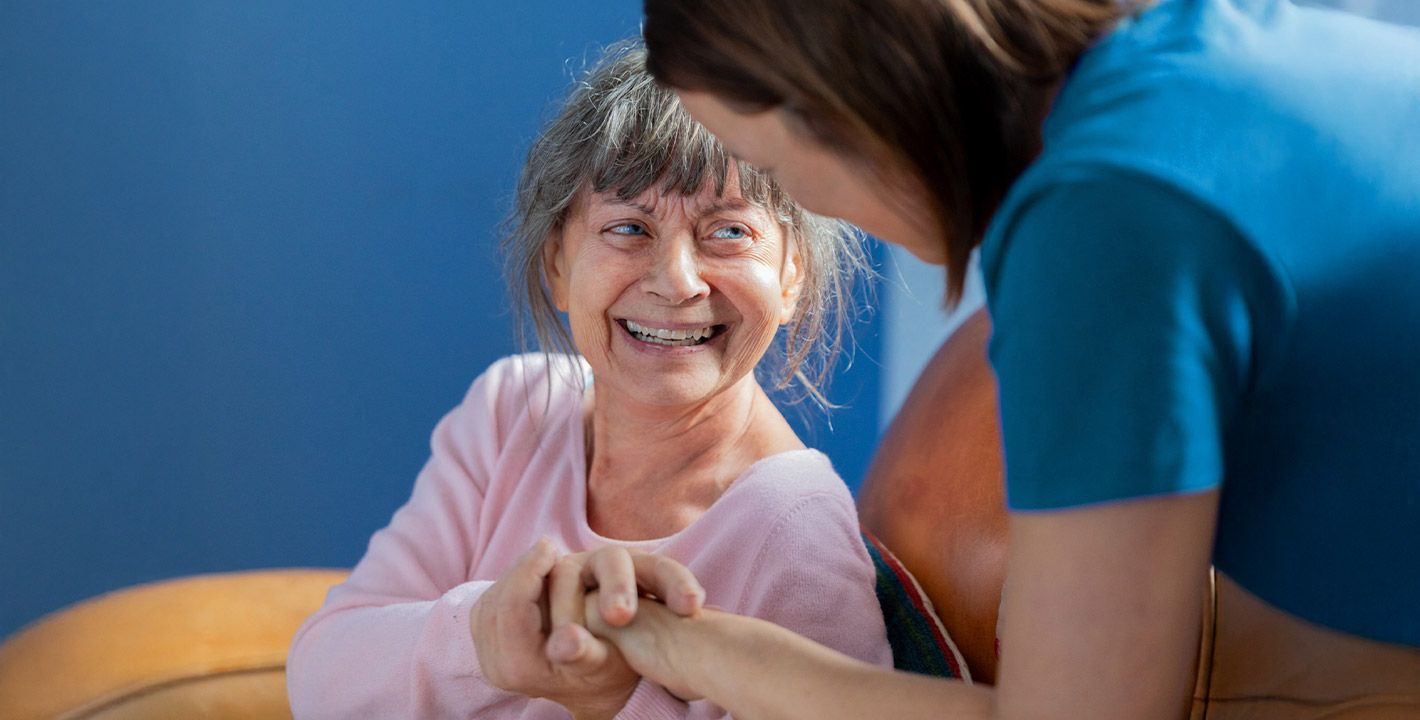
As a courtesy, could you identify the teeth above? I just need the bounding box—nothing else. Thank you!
[624,320,717,346]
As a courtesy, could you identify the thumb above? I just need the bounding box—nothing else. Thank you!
[546,623,613,670]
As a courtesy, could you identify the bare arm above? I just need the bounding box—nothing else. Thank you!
[590,490,1217,720]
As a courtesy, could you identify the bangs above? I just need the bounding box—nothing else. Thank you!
[576,54,785,216]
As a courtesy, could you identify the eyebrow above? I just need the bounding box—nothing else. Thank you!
[610,198,659,215]
[697,198,754,217]
[608,196,755,219]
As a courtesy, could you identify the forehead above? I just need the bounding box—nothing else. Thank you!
[577,167,775,223]
[599,184,753,215]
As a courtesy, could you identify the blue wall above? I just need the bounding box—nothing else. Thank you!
[0,2,882,638]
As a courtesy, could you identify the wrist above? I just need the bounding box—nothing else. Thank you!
[666,610,728,700]
[681,611,791,708]
[567,707,617,720]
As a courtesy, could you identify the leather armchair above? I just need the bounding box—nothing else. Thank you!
[0,569,346,720]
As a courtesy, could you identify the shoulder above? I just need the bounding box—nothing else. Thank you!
[984,171,1230,307]
[1027,1,1420,235]
[677,449,862,571]
[713,451,892,665]
[981,169,1290,327]
[434,353,587,478]
[728,449,858,528]
[466,352,589,401]
[461,353,589,425]
[725,450,866,569]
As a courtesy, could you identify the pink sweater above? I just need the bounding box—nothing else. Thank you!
[287,354,891,719]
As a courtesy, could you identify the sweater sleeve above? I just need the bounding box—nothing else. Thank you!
[287,362,528,718]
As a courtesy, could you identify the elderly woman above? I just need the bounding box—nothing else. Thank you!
[284,44,888,719]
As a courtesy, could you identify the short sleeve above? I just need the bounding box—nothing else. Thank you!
[983,173,1282,510]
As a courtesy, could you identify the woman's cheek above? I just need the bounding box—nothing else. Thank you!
[733,266,792,351]
[567,278,618,360]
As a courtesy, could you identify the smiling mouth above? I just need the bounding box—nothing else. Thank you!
[619,319,727,347]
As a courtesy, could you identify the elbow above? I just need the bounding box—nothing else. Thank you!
[284,615,333,719]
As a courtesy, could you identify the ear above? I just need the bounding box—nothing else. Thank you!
[543,230,570,313]
[778,238,804,325]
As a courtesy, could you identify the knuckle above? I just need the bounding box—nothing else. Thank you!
[504,664,537,690]
[597,546,629,566]
[552,557,579,578]
[651,554,676,576]
[484,671,503,689]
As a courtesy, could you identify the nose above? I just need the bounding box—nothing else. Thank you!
[645,233,710,304]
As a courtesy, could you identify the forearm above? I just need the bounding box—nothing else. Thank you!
[678,611,993,720]
[288,583,518,718]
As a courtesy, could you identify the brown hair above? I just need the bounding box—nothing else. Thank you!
[642,0,1137,302]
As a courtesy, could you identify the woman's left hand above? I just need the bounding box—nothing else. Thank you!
[546,546,706,641]
[544,547,707,705]
[470,539,641,720]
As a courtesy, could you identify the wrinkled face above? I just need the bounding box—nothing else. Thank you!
[676,89,945,265]
[544,173,803,409]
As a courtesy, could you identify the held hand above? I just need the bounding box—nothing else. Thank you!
[469,538,639,720]
[543,547,707,705]
[545,546,706,646]
[583,593,707,703]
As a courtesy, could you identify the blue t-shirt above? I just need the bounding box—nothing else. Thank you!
[980,0,1420,646]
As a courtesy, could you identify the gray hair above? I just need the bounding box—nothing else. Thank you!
[501,41,868,408]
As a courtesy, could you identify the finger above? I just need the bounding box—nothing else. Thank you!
[503,538,559,642]
[481,539,559,689]
[545,622,612,669]
[582,548,639,627]
[547,555,588,631]
[510,537,559,594]
[632,553,705,616]
[581,591,616,638]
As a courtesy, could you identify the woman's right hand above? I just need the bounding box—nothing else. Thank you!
[469,538,641,720]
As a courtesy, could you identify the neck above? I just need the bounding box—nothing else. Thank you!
[583,375,802,540]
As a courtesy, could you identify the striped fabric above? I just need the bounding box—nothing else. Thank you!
[861,530,972,682]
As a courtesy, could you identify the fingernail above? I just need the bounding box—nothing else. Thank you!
[605,595,634,625]
[674,582,703,609]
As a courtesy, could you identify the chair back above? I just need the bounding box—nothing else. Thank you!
[857,309,1008,683]
[0,569,346,720]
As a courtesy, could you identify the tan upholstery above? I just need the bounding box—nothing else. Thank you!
[0,569,347,720]
[858,309,1008,683]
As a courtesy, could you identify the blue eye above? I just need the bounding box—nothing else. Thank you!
[609,223,647,236]
[711,225,750,240]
